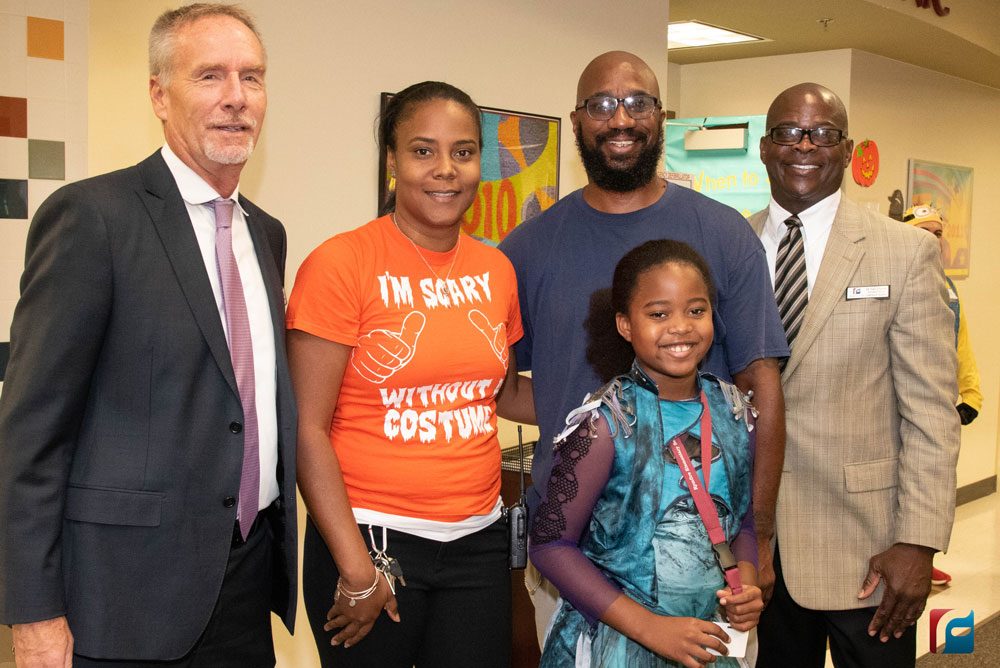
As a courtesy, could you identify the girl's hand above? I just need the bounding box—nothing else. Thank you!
[637,614,729,667]
[323,570,399,648]
[716,584,764,631]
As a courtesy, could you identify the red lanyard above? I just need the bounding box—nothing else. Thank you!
[666,392,743,594]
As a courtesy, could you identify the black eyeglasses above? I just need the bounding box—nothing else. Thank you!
[767,126,846,147]
[575,94,661,121]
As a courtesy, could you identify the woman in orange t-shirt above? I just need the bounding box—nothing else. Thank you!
[287,81,534,668]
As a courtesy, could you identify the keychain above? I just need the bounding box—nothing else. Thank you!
[368,525,406,594]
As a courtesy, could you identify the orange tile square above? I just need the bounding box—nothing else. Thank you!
[27,17,64,61]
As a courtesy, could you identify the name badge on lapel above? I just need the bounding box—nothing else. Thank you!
[846,285,889,300]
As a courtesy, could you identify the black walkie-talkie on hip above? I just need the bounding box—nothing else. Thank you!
[507,426,528,570]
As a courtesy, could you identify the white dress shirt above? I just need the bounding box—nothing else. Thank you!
[161,145,279,512]
[759,190,842,297]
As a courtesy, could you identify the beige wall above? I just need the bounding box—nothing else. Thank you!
[677,49,853,119]
[87,0,166,173]
[677,48,1000,491]
[88,1,670,664]
[665,60,682,114]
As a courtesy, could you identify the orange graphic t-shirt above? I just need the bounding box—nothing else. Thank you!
[287,216,523,523]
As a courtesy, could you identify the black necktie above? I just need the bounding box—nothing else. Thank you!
[774,215,808,352]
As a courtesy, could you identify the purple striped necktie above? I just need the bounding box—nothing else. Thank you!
[211,198,259,540]
[774,214,808,357]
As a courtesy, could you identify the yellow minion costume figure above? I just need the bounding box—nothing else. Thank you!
[902,205,982,424]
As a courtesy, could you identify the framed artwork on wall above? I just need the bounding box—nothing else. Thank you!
[378,93,560,245]
[907,159,974,278]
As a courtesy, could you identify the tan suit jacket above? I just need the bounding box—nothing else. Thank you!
[750,197,960,610]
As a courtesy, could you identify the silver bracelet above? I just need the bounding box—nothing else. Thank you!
[335,570,380,607]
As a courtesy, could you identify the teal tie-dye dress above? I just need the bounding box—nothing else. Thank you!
[532,364,755,667]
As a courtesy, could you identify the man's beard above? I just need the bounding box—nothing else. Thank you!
[203,115,258,165]
[575,124,663,193]
[205,136,255,165]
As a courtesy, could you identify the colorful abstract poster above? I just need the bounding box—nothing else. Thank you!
[664,115,771,218]
[379,94,560,246]
[907,159,974,278]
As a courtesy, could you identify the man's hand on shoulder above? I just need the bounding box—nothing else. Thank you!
[857,542,934,642]
[12,617,73,668]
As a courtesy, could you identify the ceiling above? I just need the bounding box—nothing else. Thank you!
[668,0,1000,89]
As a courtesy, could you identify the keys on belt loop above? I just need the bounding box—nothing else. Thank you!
[368,525,406,595]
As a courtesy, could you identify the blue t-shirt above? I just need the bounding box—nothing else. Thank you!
[499,184,788,508]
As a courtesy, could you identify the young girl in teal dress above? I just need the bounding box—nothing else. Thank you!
[528,240,764,667]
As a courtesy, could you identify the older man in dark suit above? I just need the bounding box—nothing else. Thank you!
[0,4,296,666]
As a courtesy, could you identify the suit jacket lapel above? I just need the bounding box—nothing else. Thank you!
[783,199,865,378]
[137,152,240,397]
[241,198,286,350]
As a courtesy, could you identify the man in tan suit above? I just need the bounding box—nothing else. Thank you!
[750,83,959,667]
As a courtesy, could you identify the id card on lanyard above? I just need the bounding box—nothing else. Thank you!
[667,392,743,594]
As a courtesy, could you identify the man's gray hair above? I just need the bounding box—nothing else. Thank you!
[149,3,265,85]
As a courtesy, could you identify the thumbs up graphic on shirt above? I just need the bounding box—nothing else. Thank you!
[352,310,426,383]
[468,309,509,366]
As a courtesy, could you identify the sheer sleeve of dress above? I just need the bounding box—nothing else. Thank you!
[732,508,758,566]
[528,413,621,625]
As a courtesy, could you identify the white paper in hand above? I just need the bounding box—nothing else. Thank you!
[707,622,749,658]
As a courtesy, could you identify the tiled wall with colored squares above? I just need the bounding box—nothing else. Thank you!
[1,1,88,393]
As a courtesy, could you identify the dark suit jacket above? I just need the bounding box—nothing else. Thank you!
[0,151,297,660]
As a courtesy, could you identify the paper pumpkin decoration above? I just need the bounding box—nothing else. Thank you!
[852,139,879,187]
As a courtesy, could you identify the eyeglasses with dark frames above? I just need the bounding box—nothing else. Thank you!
[575,94,662,121]
[767,126,846,147]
